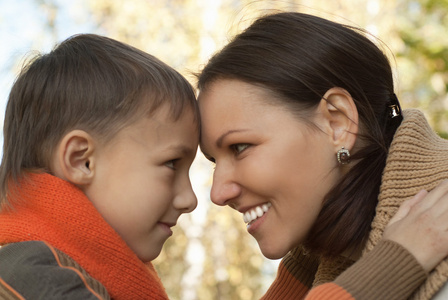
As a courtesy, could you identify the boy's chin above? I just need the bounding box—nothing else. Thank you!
[136,247,162,263]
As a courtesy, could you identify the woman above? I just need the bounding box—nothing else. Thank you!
[197,12,448,299]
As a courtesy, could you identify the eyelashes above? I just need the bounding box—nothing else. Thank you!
[203,154,215,163]
[164,159,180,170]
[231,143,250,155]
[203,143,252,166]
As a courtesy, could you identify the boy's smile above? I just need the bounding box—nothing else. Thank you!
[84,104,198,262]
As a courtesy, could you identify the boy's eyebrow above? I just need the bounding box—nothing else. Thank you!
[216,129,248,148]
[164,144,196,156]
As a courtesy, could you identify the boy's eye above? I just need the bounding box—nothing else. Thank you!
[165,159,178,170]
[231,143,250,155]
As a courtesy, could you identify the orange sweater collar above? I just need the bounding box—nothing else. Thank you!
[0,173,169,300]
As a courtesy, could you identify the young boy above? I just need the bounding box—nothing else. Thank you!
[0,34,199,299]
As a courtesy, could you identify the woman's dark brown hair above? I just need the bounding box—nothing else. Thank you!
[197,12,403,257]
[0,34,198,208]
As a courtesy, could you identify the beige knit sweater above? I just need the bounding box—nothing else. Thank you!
[313,109,448,299]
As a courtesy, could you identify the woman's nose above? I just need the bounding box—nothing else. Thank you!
[210,164,241,206]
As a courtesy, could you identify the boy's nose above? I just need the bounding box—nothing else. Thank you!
[210,165,241,207]
[174,180,197,213]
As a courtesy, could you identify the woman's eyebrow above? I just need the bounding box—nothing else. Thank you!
[216,129,248,148]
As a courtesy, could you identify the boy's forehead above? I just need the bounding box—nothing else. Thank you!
[152,102,199,125]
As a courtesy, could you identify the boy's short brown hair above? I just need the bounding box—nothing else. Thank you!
[0,34,198,207]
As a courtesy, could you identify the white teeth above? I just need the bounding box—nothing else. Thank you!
[243,202,272,225]
[250,210,257,220]
[262,204,270,212]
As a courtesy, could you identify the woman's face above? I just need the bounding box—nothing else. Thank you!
[199,79,342,259]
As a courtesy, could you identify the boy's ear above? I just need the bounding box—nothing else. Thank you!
[52,130,96,186]
[316,87,359,151]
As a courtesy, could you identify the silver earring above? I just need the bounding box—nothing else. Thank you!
[337,147,351,165]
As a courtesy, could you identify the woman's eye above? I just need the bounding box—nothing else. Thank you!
[204,154,215,163]
[231,143,250,154]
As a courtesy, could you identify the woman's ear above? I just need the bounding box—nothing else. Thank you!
[51,130,96,186]
[316,87,359,151]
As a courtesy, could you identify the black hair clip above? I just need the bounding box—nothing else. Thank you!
[388,93,402,118]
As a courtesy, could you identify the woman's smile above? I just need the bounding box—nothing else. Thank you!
[242,202,272,227]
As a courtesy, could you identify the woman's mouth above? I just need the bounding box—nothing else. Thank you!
[243,202,272,228]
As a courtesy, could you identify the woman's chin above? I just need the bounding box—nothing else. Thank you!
[259,245,289,260]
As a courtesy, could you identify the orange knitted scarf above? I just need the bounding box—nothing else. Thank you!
[0,173,169,300]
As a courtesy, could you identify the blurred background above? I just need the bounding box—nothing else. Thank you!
[1,0,447,299]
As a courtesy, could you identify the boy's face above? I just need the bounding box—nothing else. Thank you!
[84,104,198,262]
